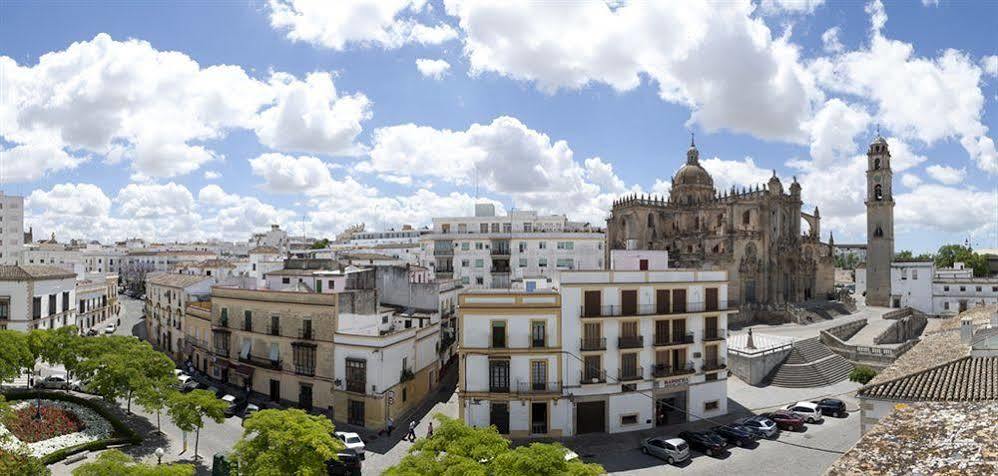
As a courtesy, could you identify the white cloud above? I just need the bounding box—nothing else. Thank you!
[27,183,111,217]
[810,1,996,173]
[921,0,939,6]
[925,164,966,185]
[308,189,502,235]
[197,185,297,239]
[1,34,371,179]
[249,152,379,199]
[415,58,451,80]
[900,173,922,188]
[982,55,998,78]
[379,174,413,185]
[203,171,221,180]
[254,72,371,156]
[759,0,826,15]
[268,0,457,50]
[362,116,629,223]
[0,144,88,183]
[896,184,993,234]
[802,99,870,168]
[701,156,773,192]
[115,182,196,219]
[821,27,843,53]
[443,1,820,142]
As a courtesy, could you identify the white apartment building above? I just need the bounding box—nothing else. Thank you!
[348,227,427,246]
[459,250,730,437]
[145,273,215,360]
[82,246,126,274]
[889,261,997,315]
[22,244,85,275]
[423,204,604,289]
[76,274,120,334]
[250,224,290,251]
[0,265,77,331]
[0,193,24,265]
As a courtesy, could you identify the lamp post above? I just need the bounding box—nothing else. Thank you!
[155,447,164,465]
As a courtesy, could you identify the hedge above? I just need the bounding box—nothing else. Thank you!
[2,390,142,465]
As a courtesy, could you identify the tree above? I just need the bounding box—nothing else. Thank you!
[136,376,177,434]
[310,238,330,249]
[384,415,604,476]
[0,330,34,384]
[849,366,877,385]
[75,336,174,413]
[167,389,227,460]
[232,408,344,475]
[0,447,50,476]
[935,244,990,277]
[71,449,193,476]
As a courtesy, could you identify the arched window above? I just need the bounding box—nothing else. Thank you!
[874,184,883,201]
[742,210,751,225]
[874,225,883,238]
[647,214,654,227]
[717,214,724,227]
[874,158,881,170]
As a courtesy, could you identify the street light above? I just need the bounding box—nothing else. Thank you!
[155,447,164,465]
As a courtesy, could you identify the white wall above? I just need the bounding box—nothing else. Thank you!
[890,263,934,313]
[688,380,728,421]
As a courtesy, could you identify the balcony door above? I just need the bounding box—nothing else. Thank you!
[706,288,719,311]
[621,290,637,316]
[672,289,687,313]
[655,320,670,344]
[705,316,718,339]
[490,403,509,434]
[656,289,671,314]
[583,291,601,317]
[671,319,686,343]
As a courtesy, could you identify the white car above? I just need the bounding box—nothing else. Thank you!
[786,401,824,423]
[103,324,116,334]
[35,374,81,391]
[335,431,366,459]
[641,437,690,465]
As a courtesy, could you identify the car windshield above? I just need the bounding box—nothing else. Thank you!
[676,443,688,451]
[346,437,361,444]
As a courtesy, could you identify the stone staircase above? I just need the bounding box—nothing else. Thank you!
[799,300,853,321]
[767,338,854,388]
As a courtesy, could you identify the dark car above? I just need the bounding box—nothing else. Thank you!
[712,425,757,447]
[677,430,727,457]
[762,410,805,431]
[326,448,362,476]
[812,398,848,418]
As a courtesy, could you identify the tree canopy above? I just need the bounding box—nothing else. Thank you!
[166,389,228,460]
[935,244,990,277]
[0,330,33,383]
[232,408,345,476]
[74,336,175,412]
[383,415,604,476]
[310,238,331,249]
[71,449,194,476]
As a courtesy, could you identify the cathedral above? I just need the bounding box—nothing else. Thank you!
[605,138,835,309]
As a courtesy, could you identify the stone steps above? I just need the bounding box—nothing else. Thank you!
[767,338,854,388]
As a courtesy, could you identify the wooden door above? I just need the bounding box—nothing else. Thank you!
[672,289,687,313]
[584,291,602,317]
[656,289,671,314]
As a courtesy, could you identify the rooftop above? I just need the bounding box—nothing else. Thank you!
[825,401,998,476]
[0,265,77,281]
[248,245,280,254]
[146,273,214,288]
[858,355,998,402]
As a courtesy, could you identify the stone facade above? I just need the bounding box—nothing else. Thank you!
[865,136,894,306]
[605,140,834,309]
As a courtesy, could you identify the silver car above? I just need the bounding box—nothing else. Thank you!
[640,437,690,465]
[737,416,780,439]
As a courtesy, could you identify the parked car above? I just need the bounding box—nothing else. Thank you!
[786,402,825,423]
[736,416,780,439]
[326,448,362,476]
[640,437,690,464]
[334,432,366,460]
[761,410,805,431]
[712,425,757,447]
[677,431,727,457]
[35,374,74,390]
[222,394,246,417]
[811,398,848,418]
[103,324,116,334]
[241,403,260,421]
[207,386,222,398]
[180,378,199,393]
[174,374,192,390]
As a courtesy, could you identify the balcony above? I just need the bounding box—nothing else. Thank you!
[489,383,510,393]
[346,380,365,394]
[702,358,727,372]
[580,337,606,351]
[400,368,415,383]
[239,353,282,370]
[490,337,507,349]
[297,327,314,340]
[618,366,644,382]
[530,338,547,349]
[294,363,316,376]
[242,322,253,332]
[433,248,454,257]
[268,324,281,336]
[580,370,606,385]
[515,381,562,395]
[213,318,229,329]
[213,346,229,357]
[653,332,695,346]
[580,301,726,318]
[652,362,695,378]
[703,328,726,342]
[617,335,644,349]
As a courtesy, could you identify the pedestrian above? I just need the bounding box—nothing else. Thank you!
[427,422,434,439]
[407,420,417,441]
[386,416,395,436]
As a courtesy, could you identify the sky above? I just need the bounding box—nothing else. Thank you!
[1,0,995,253]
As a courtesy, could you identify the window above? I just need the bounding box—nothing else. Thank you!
[901,269,907,280]
[556,258,574,269]
[489,359,510,392]
[976,286,982,292]
[874,157,881,170]
[461,242,470,251]
[480,223,489,233]
[518,242,526,252]
[960,286,966,292]
[491,223,500,233]
[944,302,950,310]
[282,277,290,284]
[491,321,506,348]
[531,321,546,347]
[475,259,484,268]
[458,224,467,233]
[944,286,950,292]
[523,223,532,232]
[345,359,366,393]
[48,295,56,316]
[742,210,751,225]
[706,373,718,381]
[461,259,470,267]
[539,241,547,249]
[0,300,8,320]
[62,291,69,312]
[461,277,470,285]
[475,277,484,285]
[912,269,918,280]
[538,258,548,268]
[243,310,253,331]
[293,344,315,376]
[621,414,638,425]
[704,401,719,411]
[270,315,280,335]
[530,360,547,390]
[557,241,574,250]
[475,242,484,250]
[874,184,883,201]
[518,258,528,267]
[220,308,229,326]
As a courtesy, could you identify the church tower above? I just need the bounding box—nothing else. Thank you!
[865,134,894,306]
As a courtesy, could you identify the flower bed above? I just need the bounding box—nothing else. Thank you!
[0,399,113,458]
[4,403,87,443]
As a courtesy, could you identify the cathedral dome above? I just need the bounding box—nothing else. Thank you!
[674,163,714,187]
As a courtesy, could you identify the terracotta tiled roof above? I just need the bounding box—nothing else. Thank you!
[0,265,76,281]
[146,273,213,288]
[249,246,280,254]
[858,356,998,402]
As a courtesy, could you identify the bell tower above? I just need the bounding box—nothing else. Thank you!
[865,134,894,307]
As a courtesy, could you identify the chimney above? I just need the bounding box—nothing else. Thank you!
[960,317,974,345]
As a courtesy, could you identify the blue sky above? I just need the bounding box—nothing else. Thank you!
[1,0,995,253]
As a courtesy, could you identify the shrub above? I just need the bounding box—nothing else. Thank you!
[849,366,877,385]
[4,404,86,442]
